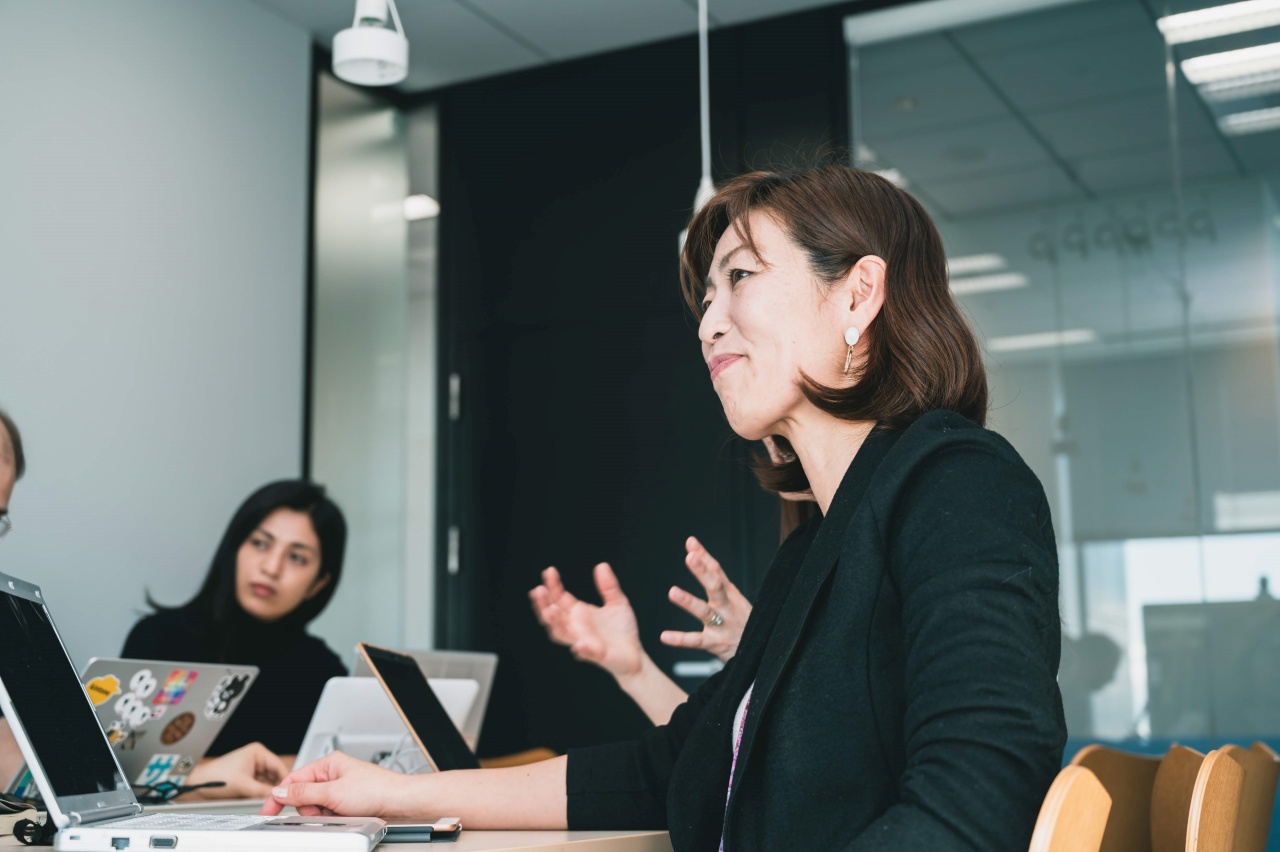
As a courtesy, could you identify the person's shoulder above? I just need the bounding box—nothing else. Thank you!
[123,608,202,656]
[870,410,1046,518]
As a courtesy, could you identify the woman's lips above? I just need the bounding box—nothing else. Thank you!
[250,583,277,599]
[709,355,742,381]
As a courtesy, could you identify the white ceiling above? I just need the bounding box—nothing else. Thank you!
[251,0,852,92]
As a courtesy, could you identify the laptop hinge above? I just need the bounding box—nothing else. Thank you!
[70,802,144,826]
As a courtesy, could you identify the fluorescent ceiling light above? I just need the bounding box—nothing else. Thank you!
[1198,67,1280,101]
[987,328,1097,353]
[1158,0,1280,45]
[1219,104,1280,134]
[403,195,441,221]
[951,272,1028,296]
[1181,41,1280,85]
[947,253,1006,276]
[844,0,1090,46]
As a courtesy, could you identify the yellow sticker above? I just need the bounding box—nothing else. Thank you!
[85,675,122,706]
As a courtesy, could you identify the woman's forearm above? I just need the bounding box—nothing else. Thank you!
[417,755,568,829]
[614,654,688,725]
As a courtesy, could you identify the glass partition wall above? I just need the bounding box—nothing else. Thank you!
[846,0,1280,748]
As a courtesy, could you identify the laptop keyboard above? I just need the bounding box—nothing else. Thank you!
[101,813,272,831]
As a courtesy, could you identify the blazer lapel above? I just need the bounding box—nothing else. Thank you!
[727,427,902,794]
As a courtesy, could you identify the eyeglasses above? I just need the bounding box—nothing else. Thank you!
[0,515,10,541]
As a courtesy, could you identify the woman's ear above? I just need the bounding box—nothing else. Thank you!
[846,255,887,332]
[305,572,332,600]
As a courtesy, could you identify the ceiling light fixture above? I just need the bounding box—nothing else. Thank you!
[950,272,1028,296]
[1198,67,1280,101]
[333,0,409,87]
[1181,41,1280,85]
[987,328,1097,353]
[403,195,441,221]
[1218,104,1280,134]
[1157,0,1280,45]
[947,253,1007,276]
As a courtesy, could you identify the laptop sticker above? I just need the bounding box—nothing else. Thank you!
[176,756,195,776]
[115,692,152,729]
[129,669,158,699]
[205,673,250,720]
[161,712,195,745]
[154,669,199,706]
[151,705,168,720]
[135,753,186,787]
[85,674,121,706]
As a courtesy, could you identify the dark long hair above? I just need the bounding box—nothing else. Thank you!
[150,480,346,634]
[680,164,988,495]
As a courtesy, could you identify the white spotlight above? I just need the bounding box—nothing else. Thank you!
[403,194,441,221]
[333,0,409,87]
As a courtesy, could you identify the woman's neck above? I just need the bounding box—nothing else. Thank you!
[783,416,877,514]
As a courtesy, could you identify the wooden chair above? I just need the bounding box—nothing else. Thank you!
[1151,745,1208,852]
[1186,749,1245,852]
[1221,742,1280,852]
[1071,744,1162,852]
[1029,765,1112,852]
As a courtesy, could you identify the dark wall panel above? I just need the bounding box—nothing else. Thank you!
[431,6,857,756]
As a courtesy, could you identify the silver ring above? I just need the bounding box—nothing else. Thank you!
[704,610,724,627]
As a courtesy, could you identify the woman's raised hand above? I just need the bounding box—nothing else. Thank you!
[660,537,753,662]
[529,564,645,680]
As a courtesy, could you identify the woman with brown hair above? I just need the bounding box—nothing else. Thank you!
[264,164,1066,851]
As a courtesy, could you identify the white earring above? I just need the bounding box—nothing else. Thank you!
[843,326,860,376]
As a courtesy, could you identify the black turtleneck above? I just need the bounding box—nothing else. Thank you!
[121,607,346,757]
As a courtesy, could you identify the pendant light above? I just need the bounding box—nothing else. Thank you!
[333,0,409,87]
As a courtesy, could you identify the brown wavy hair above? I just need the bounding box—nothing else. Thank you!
[680,164,988,494]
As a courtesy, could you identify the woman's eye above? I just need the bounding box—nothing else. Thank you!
[729,268,752,284]
[701,298,712,313]
[289,552,310,566]
[251,538,268,550]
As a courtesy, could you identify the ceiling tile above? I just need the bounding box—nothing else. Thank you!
[1027,87,1220,160]
[856,32,964,80]
[919,163,1086,216]
[711,0,850,26]
[470,0,696,62]
[950,0,1151,56]
[974,25,1165,112]
[857,59,1008,139]
[866,116,1055,182]
[1071,140,1239,195]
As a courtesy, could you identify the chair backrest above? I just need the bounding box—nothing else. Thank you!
[1030,765,1113,852]
[1152,745,1207,852]
[1221,742,1280,852]
[1186,749,1245,852]
[1071,744,1162,852]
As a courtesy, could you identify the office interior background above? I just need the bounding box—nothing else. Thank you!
[2,0,1279,787]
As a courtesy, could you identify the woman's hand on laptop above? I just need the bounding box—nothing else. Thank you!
[182,743,290,801]
[261,751,424,817]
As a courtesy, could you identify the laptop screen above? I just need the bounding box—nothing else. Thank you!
[360,645,480,772]
[0,591,129,797]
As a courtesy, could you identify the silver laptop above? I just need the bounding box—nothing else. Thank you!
[351,647,497,750]
[0,570,386,851]
[294,676,478,770]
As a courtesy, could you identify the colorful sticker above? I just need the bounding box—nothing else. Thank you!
[204,673,251,720]
[85,675,121,706]
[114,692,152,729]
[175,756,195,775]
[129,669,157,700]
[135,753,185,788]
[160,712,195,745]
[151,706,167,720]
[153,670,198,706]
[105,721,126,745]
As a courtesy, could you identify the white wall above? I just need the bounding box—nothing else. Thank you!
[0,1,311,667]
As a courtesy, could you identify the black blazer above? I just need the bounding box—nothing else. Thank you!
[566,411,1066,850]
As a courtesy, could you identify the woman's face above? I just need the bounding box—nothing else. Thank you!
[235,508,329,623]
[698,211,854,440]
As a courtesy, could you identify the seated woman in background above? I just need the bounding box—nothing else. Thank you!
[264,164,1066,850]
[124,480,348,785]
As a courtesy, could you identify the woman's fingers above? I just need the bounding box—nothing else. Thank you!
[659,629,712,650]
[593,562,628,607]
[667,585,717,624]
